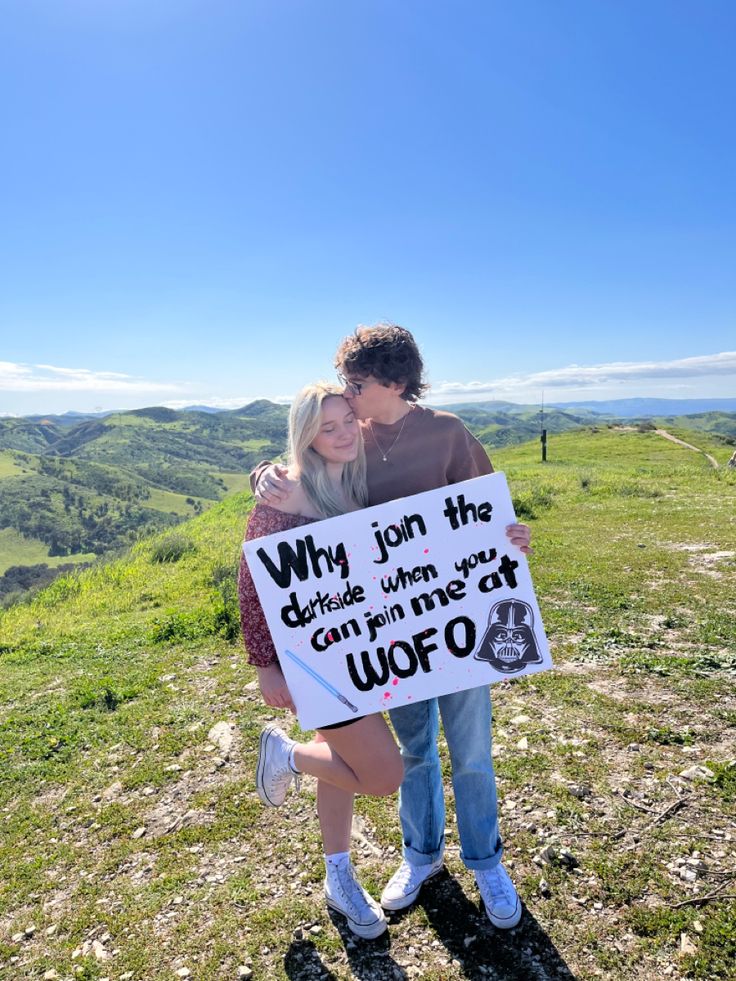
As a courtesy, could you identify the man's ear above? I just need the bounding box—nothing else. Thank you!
[385,380,407,398]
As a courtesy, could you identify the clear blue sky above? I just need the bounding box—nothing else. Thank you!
[1,0,734,414]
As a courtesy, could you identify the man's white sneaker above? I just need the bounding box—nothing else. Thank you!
[324,861,387,939]
[475,864,522,929]
[380,856,444,911]
[255,723,300,807]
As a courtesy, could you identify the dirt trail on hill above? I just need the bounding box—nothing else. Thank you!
[654,429,720,468]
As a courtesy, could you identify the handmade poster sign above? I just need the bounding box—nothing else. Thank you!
[243,472,552,730]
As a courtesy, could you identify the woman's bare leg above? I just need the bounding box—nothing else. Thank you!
[255,725,394,937]
[292,714,403,796]
[312,734,355,854]
[309,733,387,938]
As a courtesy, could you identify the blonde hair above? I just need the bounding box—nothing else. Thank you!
[287,382,368,518]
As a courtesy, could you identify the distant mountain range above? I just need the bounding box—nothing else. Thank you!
[5,396,736,424]
[548,397,736,416]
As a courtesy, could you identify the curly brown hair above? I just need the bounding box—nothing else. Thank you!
[334,323,429,402]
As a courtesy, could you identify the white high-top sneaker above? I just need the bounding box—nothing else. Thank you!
[475,864,522,929]
[380,855,444,910]
[324,859,387,939]
[255,723,300,807]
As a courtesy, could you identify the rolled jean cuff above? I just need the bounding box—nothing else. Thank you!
[460,843,504,872]
[403,836,445,867]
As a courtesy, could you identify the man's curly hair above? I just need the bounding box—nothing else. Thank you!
[334,323,429,402]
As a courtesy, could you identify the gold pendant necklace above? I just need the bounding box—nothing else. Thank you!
[368,410,411,462]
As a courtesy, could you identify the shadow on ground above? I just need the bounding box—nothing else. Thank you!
[283,870,576,980]
[284,925,408,980]
[410,870,577,980]
[284,938,340,980]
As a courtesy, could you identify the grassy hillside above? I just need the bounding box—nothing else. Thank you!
[0,428,734,980]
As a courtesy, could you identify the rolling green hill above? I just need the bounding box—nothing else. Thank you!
[0,403,289,603]
[0,428,734,979]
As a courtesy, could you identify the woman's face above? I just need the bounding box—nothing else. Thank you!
[310,396,361,463]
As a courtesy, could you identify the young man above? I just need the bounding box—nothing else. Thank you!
[253,323,531,929]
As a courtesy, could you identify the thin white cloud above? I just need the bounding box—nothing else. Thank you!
[0,361,33,378]
[35,364,133,380]
[0,361,184,394]
[430,351,736,400]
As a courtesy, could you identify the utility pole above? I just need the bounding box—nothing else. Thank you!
[540,390,547,463]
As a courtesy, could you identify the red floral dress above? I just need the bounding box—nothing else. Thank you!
[237,505,316,667]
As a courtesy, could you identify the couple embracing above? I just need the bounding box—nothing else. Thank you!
[238,323,532,939]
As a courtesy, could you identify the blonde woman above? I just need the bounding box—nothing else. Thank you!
[238,383,402,939]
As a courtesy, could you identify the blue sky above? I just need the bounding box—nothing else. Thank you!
[1,0,734,415]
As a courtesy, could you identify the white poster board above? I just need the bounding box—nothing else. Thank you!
[244,473,552,730]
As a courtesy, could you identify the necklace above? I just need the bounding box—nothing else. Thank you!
[368,409,411,462]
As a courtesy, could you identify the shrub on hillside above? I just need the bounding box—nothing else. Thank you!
[74,679,138,712]
[150,590,240,644]
[212,598,240,643]
[150,533,196,564]
[150,609,214,642]
[617,482,664,498]
[512,486,555,520]
[210,562,240,643]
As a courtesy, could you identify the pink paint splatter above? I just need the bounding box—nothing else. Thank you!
[392,678,399,686]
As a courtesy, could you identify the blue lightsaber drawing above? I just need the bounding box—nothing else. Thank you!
[282,648,359,713]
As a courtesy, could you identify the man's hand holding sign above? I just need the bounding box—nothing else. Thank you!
[244,472,551,731]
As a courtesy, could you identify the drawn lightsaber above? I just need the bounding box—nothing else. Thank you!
[282,649,359,713]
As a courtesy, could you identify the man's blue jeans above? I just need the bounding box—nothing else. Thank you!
[389,685,503,871]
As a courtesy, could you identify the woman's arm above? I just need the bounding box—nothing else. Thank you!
[256,663,296,713]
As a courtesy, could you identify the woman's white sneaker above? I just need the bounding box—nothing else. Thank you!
[255,723,300,807]
[324,860,387,939]
[474,864,522,928]
[380,856,444,910]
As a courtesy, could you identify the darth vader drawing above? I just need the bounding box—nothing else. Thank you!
[474,599,543,673]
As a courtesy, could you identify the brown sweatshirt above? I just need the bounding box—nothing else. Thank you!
[250,404,492,506]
